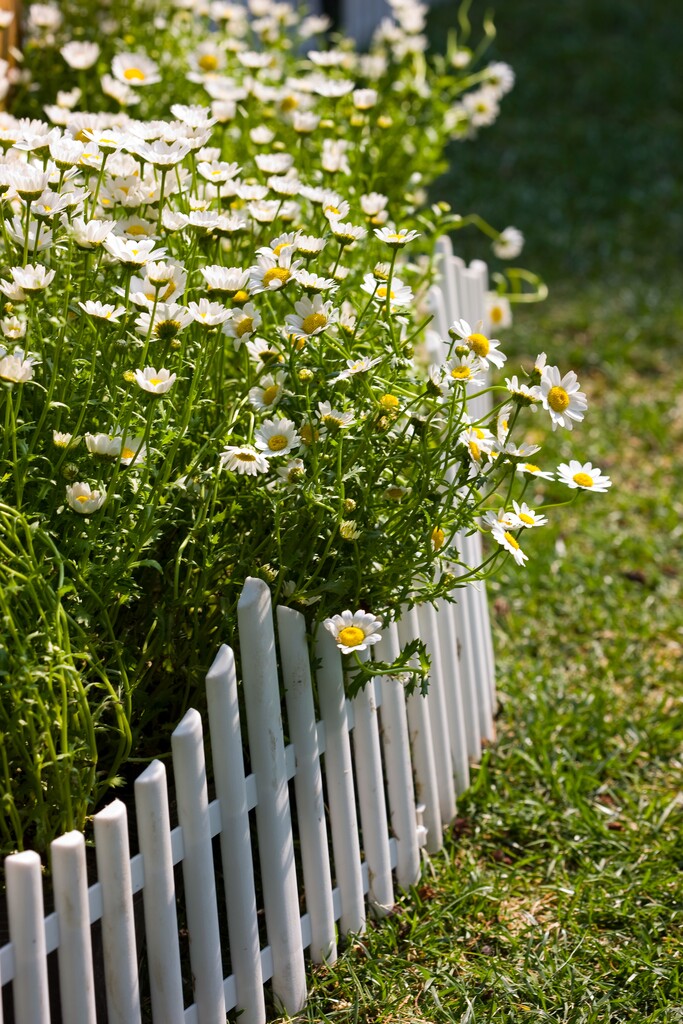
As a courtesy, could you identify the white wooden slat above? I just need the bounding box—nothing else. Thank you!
[426,284,450,339]
[445,253,466,327]
[451,550,483,759]
[171,709,226,1024]
[417,603,457,826]
[0,937,3,1024]
[314,628,366,937]
[5,850,51,1024]
[134,760,185,1024]
[435,597,470,794]
[397,608,443,854]
[466,529,497,706]
[277,606,337,964]
[51,831,97,1024]
[237,577,306,1016]
[374,621,421,890]
[351,667,395,917]
[93,800,142,1024]
[461,533,495,744]
[205,644,266,1024]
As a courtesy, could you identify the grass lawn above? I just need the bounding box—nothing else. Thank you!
[274,0,683,1019]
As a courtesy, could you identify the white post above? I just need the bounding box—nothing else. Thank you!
[451,574,482,759]
[314,628,365,937]
[171,709,226,1024]
[417,603,457,826]
[205,644,265,1024]
[134,759,185,1024]
[93,800,142,1024]
[374,621,421,890]
[435,598,470,794]
[277,606,337,964]
[461,534,495,744]
[51,831,97,1024]
[237,577,306,1015]
[351,662,394,917]
[397,607,443,854]
[5,850,51,1024]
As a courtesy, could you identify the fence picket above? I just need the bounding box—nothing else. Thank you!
[397,608,443,854]
[435,598,470,794]
[93,799,142,1024]
[417,604,457,826]
[51,831,97,1024]
[237,577,306,1015]
[374,621,421,889]
[314,629,366,937]
[134,759,185,1024]
[171,709,226,1024]
[461,533,495,744]
[205,644,266,1024]
[350,661,395,916]
[277,606,338,964]
[5,850,51,1024]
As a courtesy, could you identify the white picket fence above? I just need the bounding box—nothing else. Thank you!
[0,242,497,1024]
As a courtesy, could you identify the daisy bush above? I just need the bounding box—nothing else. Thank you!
[0,0,609,851]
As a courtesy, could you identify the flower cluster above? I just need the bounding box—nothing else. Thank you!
[0,0,608,851]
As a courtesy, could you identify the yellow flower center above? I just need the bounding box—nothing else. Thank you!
[281,95,298,113]
[272,242,289,256]
[573,472,594,487]
[268,434,288,452]
[43,204,52,212]
[451,366,471,380]
[148,377,163,386]
[376,286,395,300]
[126,224,149,236]
[469,441,481,460]
[302,312,327,334]
[198,53,219,71]
[236,452,256,462]
[474,427,485,438]
[519,512,535,525]
[76,494,90,503]
[504,531,520,549]
[337,625,366,648]
[431,526,445,550]
[236,316,254,337]
[467,333,490,357]
[233,289,249,304]
[379,393,399,411]
[325,204,341,216]
[387,233,404,242]
[548,385,570,412]
[490,306,503,324]
[385,486,405,500]
[262,384,279,405]
[263,267,290,287]
[121,447,136,461]
[123,67,146,81]
[524,463,540,473]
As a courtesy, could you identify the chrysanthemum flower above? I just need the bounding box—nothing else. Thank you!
[490,520,528,566]
[511,500,548,528]
[557,461,612,492]
[79,301,126,322]
[492,225,524,259]
[134,367,177,394]
[223,303,262,348]
[248,371,285,411]
[516,462,555,481]
[286,294,337,338]
[323,610,382,654]
[111,52,161,87]
[219,444,269,476]
[0,348,35,384]
[540,365,588,431]
[66,482,106,514]
[255,417,301,457]
[448,318,506,369]
[374,226,421,248]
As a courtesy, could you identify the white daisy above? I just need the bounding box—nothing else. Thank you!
[134,367,177,394]
[557,461,612,493]
[516,462,555,481]
[540,365,588,431]
[248,371,285,411]
[285,294,337,338]
[511,500,548,528]
[219,444,269,476]
[323,610,382,654]
[448,318,506,369]
[490,520,528,566]
[255,417,300,457]
[66,482,106,514]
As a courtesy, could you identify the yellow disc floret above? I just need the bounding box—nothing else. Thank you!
[338,625,366,648]
[262,267,290,287]
[573,472,594,487]
[302,312,327,334]
[504,531,520,549]
[467,333,490,357]
[548,385,570,412]
[268,435,288,452]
